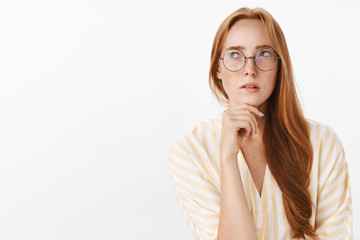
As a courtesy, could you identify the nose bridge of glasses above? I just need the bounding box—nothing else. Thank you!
[244,56,257,68]
[245,56,256,62]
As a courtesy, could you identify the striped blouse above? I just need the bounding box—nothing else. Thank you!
[169,112,352,240]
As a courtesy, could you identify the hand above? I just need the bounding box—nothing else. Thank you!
[220,104,264,159]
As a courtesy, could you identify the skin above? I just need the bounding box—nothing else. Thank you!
[217,19,279,240]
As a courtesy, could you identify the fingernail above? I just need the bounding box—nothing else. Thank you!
[253,134,256,139]
[260,112,264,116]
[257,127,259,133]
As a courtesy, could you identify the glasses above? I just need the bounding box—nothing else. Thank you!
[220,48,280,72]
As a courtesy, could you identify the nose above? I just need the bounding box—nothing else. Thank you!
[243,57,257,76]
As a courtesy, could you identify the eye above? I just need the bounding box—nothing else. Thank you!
[258,50,271,57]
[229,51,240,58]
[230,52,239,58]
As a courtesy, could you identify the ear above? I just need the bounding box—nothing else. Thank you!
[216,68,222,80]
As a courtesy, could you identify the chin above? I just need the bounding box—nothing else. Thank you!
[235,98,262,107]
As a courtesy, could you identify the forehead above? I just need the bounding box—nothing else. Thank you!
[222,19,273,52]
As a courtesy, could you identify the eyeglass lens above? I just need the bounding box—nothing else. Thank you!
[223,48,278,71]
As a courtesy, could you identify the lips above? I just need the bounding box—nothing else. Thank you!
[240,83,260,89]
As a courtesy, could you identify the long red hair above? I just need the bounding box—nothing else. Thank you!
[209,7,316,239]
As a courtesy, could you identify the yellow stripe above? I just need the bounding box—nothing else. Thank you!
[271,173,279,240]
[243,176,252,212]
[170,167,219,197]
[171,147,194,165]
[210,118,221,179]
[259,174,269,239]
[251,181,260,227]
[173,182,219,224]
[308,123,317,212]
[170,167,220,203]
[316,196,352,227]
[318,215,351,228]
[318,193,346,219]
[318,141,337,190]
[282,196,290,239]
[318,164,347,205]
[172,180,205,238]
[315,227,349,238]
[320,125,331,152]
[170,155,204,178]
[184,134,215,186]
[315,121,321,155]
[200,122,213,172]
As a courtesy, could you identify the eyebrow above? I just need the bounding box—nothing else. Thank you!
[224,44,274,52]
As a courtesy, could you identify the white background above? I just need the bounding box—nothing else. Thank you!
[0,0,359,239]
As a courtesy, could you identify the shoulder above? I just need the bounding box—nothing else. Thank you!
[306,118,345,153]
[171,112,223,153]
[306,119,347,186]
[188,112,223,137]
[169,113,222,189]
[308,122,352,238]
[169,113,223,175]
[307,118,337,136]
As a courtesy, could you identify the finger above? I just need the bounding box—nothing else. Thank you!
[231,114,256,138]
[230,111,257,136]
[241,120,252,138]
[250,114,258,138]
[248,114,256,137]
[244,105,264,118]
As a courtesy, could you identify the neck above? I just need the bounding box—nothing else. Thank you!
[257,102,268,134]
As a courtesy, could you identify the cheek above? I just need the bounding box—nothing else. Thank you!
[220,79,231,95]
[218,65,235,92]
[266,70,278,89]
[217,63,227,80]
[221,74,240,93]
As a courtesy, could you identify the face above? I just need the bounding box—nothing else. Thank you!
[217,19,279,110]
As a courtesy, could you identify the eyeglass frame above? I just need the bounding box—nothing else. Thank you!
[219,48,281,72]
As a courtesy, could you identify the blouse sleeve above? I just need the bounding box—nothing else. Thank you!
[169,132,220,240]
[314,127,353,239]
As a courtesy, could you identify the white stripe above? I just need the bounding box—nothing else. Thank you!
[172,177,220,212]
[275,184,285,238]
[169,159,219,195]
[317,179,344,209]
[318,129,335,187]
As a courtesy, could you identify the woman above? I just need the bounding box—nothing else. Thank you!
[169,7,352,240]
